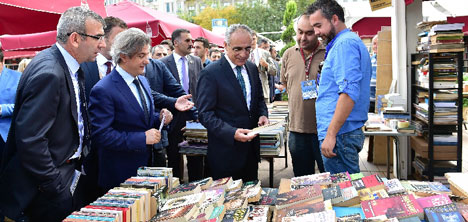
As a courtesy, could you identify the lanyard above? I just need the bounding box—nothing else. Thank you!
[300,41,320,80]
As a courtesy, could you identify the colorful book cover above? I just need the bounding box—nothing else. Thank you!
[424,203,464,222]
[168,183,201,198]
[336,213,362,222]
[338,181,352,189]
[399,216,422,222]
[257,188,278,205]
[350,172,365,181]
[246,205,269,222]
[361,194,424,220]
[322,186,343,204]
[161,192,205,211]
[276,184,323,209]
[334,186,360,207]
[224,189,248,210]
[210,177,233,189]
[201,188,225,207]
[330,172,351,184]
[351,179,366,191]
[290,172,331,190]
[416,194,452,209]
[209,205,226,220]
[274,201,325,222]
[384,179,406,195]
[189,177,213,190]
[152,204,197,222]
[455,202,468,222]
[361,174,385,191]
[228,179,243,191]
[281,210,335,222]
[222,207,249,222]
[333,206,365,218]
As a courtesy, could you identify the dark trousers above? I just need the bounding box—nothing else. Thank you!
[149,147,167,167]
[0,136,5,167]
[167,130,204,182]
[289,131,325,177]
[210,148,258,182]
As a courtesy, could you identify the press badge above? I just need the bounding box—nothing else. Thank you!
[301,79,318,100]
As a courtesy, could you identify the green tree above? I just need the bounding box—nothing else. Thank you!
[192,6,240,30]
[280,0,297,56]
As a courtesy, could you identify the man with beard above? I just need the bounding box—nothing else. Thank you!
[307,0,371,174]
[280,14,325,177]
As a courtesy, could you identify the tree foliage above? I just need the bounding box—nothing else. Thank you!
[280,0,296,56]
[192,6,240,30]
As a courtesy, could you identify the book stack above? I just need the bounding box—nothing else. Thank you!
[259,128,284,156]
[180,121,208,155]
[428,23,465,53]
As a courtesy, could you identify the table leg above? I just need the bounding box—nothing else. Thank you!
[387,136,390,178]
[269,157,274,187]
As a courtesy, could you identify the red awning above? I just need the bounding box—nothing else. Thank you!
[0,30,56,51]
[3,51,39,60]
[106,1,224,46]
[0,0,106,36]
[352,17,391,38]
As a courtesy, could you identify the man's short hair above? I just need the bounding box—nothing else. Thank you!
[104,16,128,38]
[225,24,253,45]
[194,37,210,49]
[160,40,174,50]
[171,28,190,45]
[111,28,151,64]
[56,6,105,44]
[209,43,218,49]
[259,38,269,46]
[151,45,166,54]
[306,0,345,23]
[209,48,221,57]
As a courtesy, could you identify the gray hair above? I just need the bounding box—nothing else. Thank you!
[56,6,105,44]
[151,45,166,54]
[111,28,151,64]
[225,24,253,45]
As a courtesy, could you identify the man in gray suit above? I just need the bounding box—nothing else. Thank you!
[250,32,277,103]
[159,29,204,182]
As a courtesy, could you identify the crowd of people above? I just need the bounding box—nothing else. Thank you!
[0,0,372,221]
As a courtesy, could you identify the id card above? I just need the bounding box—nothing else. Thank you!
[301,80,318,100]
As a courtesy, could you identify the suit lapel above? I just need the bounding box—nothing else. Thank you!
[51,45,79,127]
[140,77,155,126]
[167,55,180,82]
[111,71,147,125]
[245,61,257,111]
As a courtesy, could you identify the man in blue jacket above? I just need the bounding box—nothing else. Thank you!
[0,49,21,166]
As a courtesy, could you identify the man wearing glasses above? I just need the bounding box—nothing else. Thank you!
[0,6,105,221]
[197,24,269,181]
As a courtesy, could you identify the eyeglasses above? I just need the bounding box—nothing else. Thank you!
[68,32,105,41]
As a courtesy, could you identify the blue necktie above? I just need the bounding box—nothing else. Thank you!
[235,66,246,99]
[181,57,189,94]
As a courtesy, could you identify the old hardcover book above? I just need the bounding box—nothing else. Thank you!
[424,203,464,222]
[362,174,385,191]
[151,204,198,222]
[384,179,406,195]
[168,183,201,198]
[281,210,336,222]
[161,192,205,211]
[361,194,424,220]
[222,207,249,222]
[257,188,279,206]
[247,205,270,222]
[416,194,452,209]
[331,172,351,184]
[276,184,323,209]
[322,186,344,204]
[273,200,325,222]
[290,172,331,190]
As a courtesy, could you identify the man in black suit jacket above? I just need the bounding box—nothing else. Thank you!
[159,29,204,182]
[0,7,105,221]
[197,24,269,181]
[79,15,127,207]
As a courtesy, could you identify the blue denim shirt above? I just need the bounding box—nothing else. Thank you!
[370,54,377,101]
[316,29,371,140]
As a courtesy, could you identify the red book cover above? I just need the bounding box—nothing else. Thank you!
[84,205,129,222]
[339,181,352,189]
[416,194,452,209]
[361,194,424,220]
[362,175,384,190]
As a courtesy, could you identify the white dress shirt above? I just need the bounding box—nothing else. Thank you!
[225,56,252,110]
[172,52,189,85]
[96,53,114,79]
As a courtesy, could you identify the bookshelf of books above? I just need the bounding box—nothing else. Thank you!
[410,50,463,182]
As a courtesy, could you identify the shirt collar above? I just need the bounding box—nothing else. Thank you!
[224,54,244,70]
[56,43,80,75]
[96,53,113,67]
[116,65,137,86]
[173,51,185,62]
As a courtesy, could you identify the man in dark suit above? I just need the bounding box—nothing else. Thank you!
[81,16,128,101]
[160,29,204,182]
[0,7,105,221]
[88,28,172,191]
[79,15,127,207]
[197,24,269,181]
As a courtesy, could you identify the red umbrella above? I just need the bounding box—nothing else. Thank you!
[0,0,107,35]
[106,1,224,46]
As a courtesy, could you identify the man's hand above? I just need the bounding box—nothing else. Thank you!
[175,94,194,112]
[145,128,161,144]
[258,116,269,126]
[259,58,268,69]
[234,128,257,142]
[160,108,173,125]
[321,134,337,158]
[275,83,285,91]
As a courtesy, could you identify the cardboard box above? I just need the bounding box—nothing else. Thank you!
[369,0,392,11]
[372,136,394,164]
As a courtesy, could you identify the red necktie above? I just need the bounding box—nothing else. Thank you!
[105,61,112,75]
